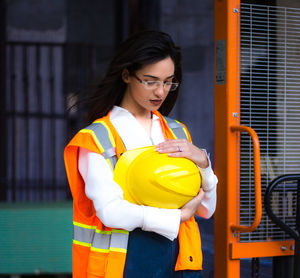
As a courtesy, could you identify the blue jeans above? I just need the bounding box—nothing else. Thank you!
[123,228,203,278]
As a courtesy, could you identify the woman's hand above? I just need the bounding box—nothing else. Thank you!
[155,139,209,168]
[180,189,205,223]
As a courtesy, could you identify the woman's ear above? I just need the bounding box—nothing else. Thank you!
[122,69,130,83]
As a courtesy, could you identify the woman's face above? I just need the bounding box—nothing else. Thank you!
[121,56,175,117]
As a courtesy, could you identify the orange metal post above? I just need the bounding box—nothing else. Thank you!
[214,0,241,277]
[214,2,296,277]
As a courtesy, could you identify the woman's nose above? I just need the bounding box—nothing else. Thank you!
[154,83,165,97]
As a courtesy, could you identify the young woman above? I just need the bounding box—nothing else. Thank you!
[64,30,218,278]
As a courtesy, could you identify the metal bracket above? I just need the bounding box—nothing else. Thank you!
[233,8,239,13]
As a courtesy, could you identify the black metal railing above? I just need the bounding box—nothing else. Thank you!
[265,174,300,278]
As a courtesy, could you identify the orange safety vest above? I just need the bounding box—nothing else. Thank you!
[64,110,203,278]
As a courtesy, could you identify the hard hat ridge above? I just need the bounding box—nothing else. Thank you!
[114,146,201,209]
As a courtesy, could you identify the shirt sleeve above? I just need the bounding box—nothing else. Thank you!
[78,147,181,240]
[196,150,218,219]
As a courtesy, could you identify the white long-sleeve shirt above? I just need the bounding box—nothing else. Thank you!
[78,106,218,240]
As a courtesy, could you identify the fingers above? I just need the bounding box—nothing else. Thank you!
[156,140,209,168]
[180,189,205,223]
[155,139,188,155]
[196,188,205,200]
[157,140,209,168]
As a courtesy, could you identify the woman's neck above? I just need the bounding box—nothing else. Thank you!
[135,113,153,138]
[120,100,152,121]
[119,104,153,137]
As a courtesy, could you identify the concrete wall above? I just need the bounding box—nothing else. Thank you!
[6,0,67,42]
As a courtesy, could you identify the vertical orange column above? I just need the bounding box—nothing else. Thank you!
[214,0,241,277]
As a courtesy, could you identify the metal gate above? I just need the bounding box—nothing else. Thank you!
[1,42,98,202]
[239,3,300,243]
[214,1,300,277]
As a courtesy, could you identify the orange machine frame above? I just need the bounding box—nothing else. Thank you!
[214,0,295,277]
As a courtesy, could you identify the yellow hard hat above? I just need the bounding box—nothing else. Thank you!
[113,146,201,209]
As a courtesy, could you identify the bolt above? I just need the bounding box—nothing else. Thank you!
[281,246,287,251]
[291,245,295,251]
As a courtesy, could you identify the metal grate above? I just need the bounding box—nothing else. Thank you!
[239,3,300,242]
[1,42,98,202]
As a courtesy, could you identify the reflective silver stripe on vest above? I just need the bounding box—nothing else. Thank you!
[73,225,95,245]
[73,224,129,253]
[102,147,116,159]
[103,148,118,168]
[91,230,129,252]
[76,122,129,253]
[84,122,118,169]
[110,231,129,250]
[91,232,111,250]
[163,116,188,140]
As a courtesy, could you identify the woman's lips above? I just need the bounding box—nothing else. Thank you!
[150,99,163,106]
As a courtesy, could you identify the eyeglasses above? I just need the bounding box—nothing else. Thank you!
[133,74,179,91]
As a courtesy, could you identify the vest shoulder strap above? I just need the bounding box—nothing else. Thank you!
[82,120,118,170]
[162,116,190,140]
[81,115,189,170]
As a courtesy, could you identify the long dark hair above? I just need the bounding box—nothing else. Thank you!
[86,30,182,124]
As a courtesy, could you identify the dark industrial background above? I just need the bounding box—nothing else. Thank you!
[1,0,215,201]
[3,0,295,277]
[0,1,216,277]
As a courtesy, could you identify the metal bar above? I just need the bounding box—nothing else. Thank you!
[241,3,300,12]
[0,111,66,118]
[214,0,241,276]
[8,42,65,47]
[63,44,71,200]
[49,46,56,200]
[0,0,7,201]
[293,179,300,278]
[36,45,43,200]
[231,240,295,259]
[251,257,259,278]
[23,45,29,201]
[264,174,300,240]
[10,44,16,201]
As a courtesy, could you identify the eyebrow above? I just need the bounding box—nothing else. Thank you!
[143,74,175,80]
